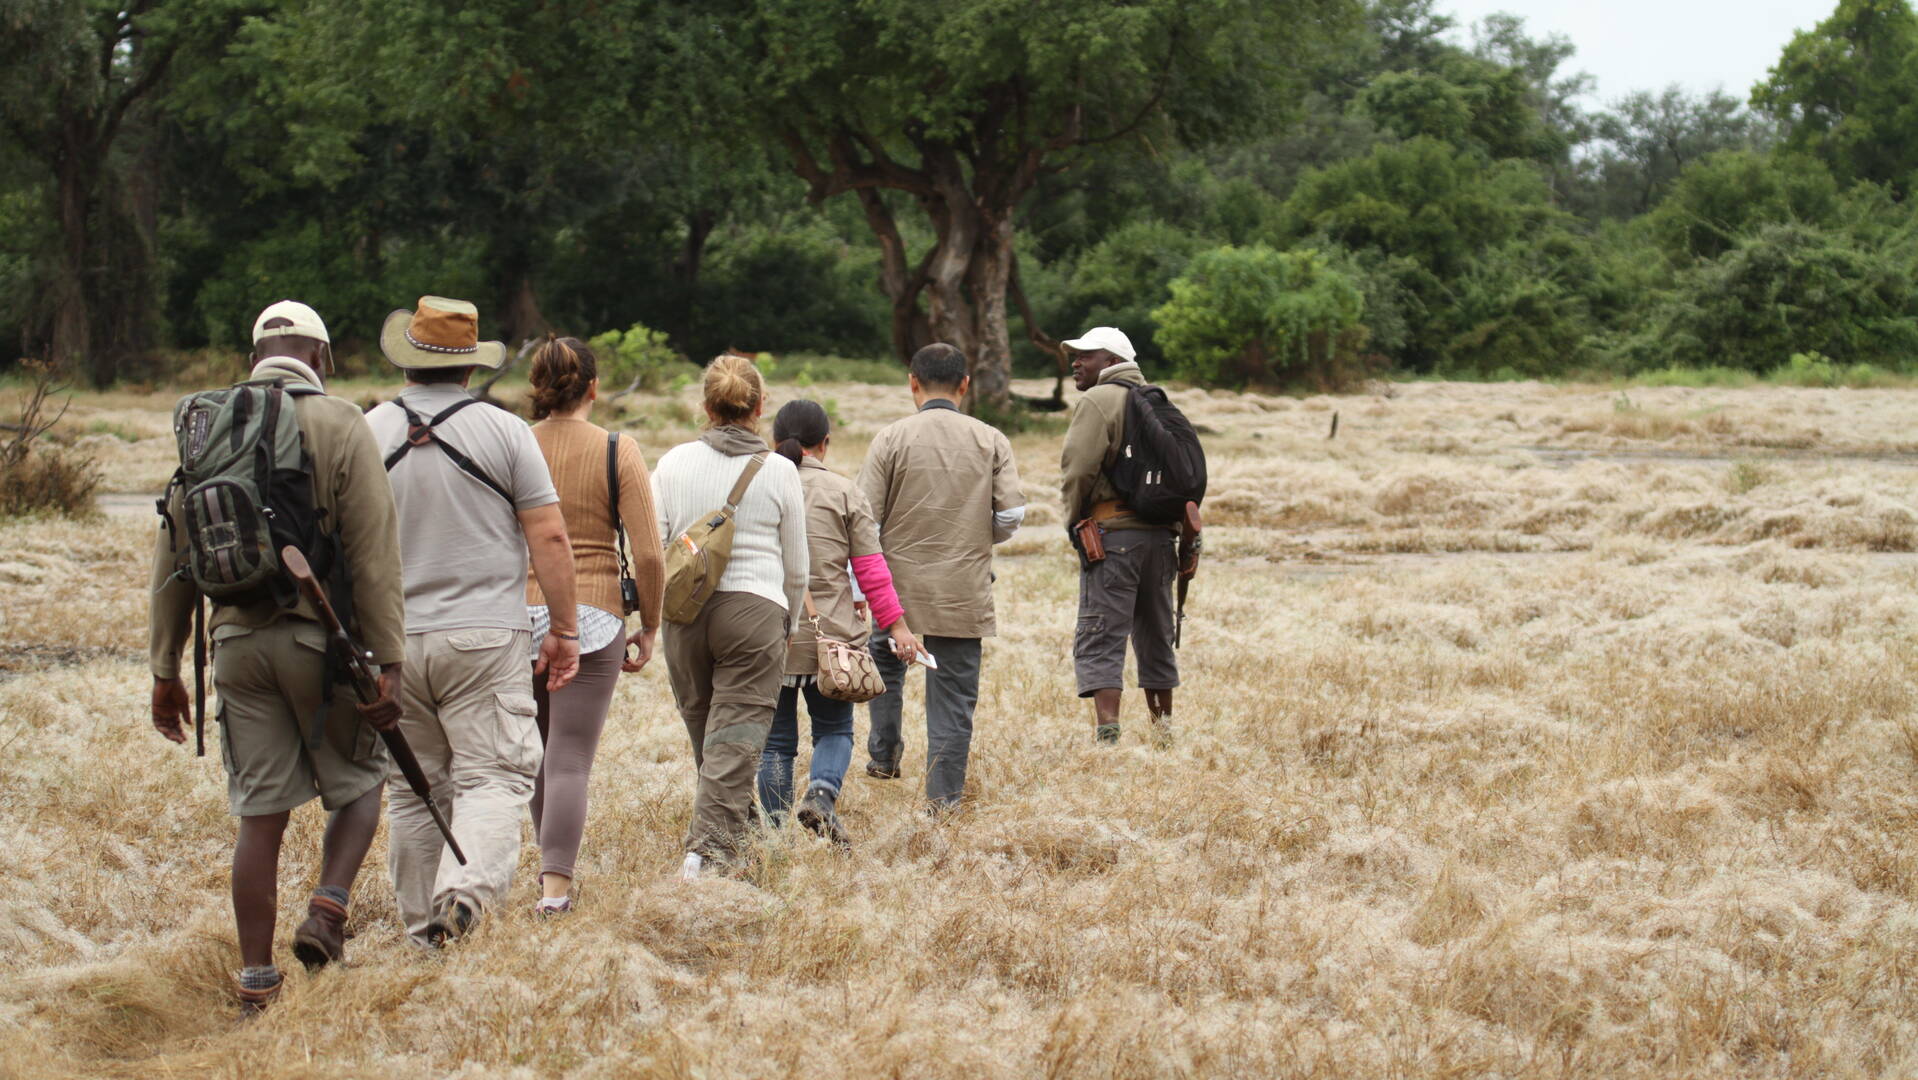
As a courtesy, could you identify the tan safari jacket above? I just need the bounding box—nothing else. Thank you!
[1059,361,1174,532]
[148,357,406,679]
[785,455,885,675]
[857,401,1024,639]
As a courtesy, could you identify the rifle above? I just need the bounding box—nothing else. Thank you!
[1174,501,1203,649]
[281,545,467,866]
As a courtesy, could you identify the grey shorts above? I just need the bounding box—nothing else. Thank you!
[1074,528,1181,697]
[212,619,389,817]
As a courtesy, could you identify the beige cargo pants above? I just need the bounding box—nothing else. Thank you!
[386,627,539,943]
[663,591,785,863]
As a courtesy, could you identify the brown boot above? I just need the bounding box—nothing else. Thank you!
[233,969,283,1016]
[291,893,348,971]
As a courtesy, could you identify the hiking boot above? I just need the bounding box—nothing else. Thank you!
[291,893,348,971]
[534,896,573,919]
[865,760,901,780]
[795,785,852,847]
[424,897,476,948]
[233,969,282,1016]
[1095,723,1121,745]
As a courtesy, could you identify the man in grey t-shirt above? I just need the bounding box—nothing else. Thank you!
[366,296,580,945]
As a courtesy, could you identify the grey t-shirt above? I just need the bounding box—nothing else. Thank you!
[367,385,558,634]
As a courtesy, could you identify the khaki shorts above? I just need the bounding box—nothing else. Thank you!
[212,619,388,817]
[1073,528,1181,697]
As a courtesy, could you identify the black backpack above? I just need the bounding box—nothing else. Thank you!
[1107,384,1207,525]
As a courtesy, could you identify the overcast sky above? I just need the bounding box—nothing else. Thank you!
[1443,1,1839,105]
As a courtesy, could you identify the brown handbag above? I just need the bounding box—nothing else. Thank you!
[805,592,886,703]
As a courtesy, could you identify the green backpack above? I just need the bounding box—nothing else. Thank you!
[163,378,334,608]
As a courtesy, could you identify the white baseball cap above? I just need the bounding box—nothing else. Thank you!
[1061,326,1135,362]
[252,300,330,345]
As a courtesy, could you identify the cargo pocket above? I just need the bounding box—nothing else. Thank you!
[450,629,515,653]
[1075,612,1105,646]
[493,692,542,777]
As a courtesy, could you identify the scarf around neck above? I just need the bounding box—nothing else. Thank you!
[700,424,768,457]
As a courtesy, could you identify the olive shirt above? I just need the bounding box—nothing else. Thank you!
[785,455,885,675]
[857,400,1025,640]
[149,356,407,678]
[1058,361,1175,533]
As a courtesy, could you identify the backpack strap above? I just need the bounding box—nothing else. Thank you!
[724,452,769,512]
[608,432,632,578]
[382,397,513,505]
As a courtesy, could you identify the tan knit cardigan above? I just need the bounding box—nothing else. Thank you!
[525,417,665,628]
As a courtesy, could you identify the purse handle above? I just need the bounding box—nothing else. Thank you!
[803,589,821,629]
[607,432,631,581]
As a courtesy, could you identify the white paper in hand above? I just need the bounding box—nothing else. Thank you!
[915,649,939,670]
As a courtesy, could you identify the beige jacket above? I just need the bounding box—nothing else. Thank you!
[1059,361,1173,532]
[785,456,884,675]
[857,401,1024,639]
[149,357,407,678]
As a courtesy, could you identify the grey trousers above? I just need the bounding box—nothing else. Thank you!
[866,635,983,807]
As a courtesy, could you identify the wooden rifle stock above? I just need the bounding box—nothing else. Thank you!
[281,546,467,866]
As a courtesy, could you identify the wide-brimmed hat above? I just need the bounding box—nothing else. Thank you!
[379,296,508,370]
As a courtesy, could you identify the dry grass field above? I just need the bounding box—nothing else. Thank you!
[4,375,1918,1077]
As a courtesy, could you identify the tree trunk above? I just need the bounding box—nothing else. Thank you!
[51,153,96,385]
[500,271,549,346]
[961,212,1016,412]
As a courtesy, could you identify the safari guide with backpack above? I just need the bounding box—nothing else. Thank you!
[148,301,407,1012]
[366,296,580,946]
[1059,327,1207,746]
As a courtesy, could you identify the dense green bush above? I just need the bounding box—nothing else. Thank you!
[1048,220,1209,368]
[1152,245,1369,388]
[588,322,688,393]
[1642,151,1843,262]
[1627,223,1918,371]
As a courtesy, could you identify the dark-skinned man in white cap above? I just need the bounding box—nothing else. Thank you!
[1059,326,1181,746]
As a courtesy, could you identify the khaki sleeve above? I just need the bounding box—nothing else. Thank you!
[1059,396,1106,525]
[991,430,1025,514]
[846,483,883,559]
[333,413,407,666]
[617,434,665,628]
[856,430,893,534]
[148,488,197,680]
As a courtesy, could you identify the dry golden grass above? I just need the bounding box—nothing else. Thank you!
[3,377,1918,1077]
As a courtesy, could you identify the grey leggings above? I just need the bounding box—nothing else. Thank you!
[530,635,624,879]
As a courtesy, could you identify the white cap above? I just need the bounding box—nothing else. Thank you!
[1061,326,1135,362]
[252,300,330,345]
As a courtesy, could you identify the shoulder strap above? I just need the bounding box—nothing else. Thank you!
[723,451,769,512]
[608,432,631,575]
[382,395,512,504]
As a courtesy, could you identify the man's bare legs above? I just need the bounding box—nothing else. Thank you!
[1091,687,1174,745]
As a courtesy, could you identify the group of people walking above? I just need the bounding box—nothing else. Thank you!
[146,295,1189,1011]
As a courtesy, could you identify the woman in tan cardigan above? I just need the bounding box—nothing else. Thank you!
[524,337,664,915]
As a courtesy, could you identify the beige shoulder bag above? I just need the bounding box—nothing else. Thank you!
[662,452,767,624]
[806,592,887,702]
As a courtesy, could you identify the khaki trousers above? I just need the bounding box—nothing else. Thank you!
[664,591,785,861]
[387,627,539,943]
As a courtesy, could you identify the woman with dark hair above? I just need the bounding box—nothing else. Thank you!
[524,337,665,914]
[759,399,919,845]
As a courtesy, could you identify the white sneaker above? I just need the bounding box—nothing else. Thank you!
[678,852,704,882]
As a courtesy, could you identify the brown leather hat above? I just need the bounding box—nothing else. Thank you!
[379,296,508,370]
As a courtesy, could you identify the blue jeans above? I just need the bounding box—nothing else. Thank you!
[757,682,855,820]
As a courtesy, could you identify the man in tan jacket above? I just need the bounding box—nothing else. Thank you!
[1059,326,1180,745]
[857,343,1025,808]
[149,301,406,1010]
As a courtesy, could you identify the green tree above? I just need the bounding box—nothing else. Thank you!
[1583,88,1775,218]
[1753,0,1918,191]
[1152,244,1367,388]
[666,0,1359,411]
[1643,150,1844,262]
[1,0,244,383]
